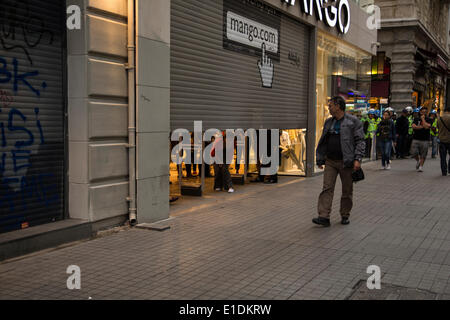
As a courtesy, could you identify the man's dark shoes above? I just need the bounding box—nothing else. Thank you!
[312,217,331,227]
[341,217,350,225]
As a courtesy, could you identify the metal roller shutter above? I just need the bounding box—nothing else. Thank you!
[0,0,65,233]
[171,0,311,131]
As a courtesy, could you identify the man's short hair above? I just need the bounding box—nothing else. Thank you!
[330,96,346,111]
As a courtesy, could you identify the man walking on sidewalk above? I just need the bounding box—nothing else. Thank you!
[411,107,433,172]
[437,108,450,176]
[313,96,365,227]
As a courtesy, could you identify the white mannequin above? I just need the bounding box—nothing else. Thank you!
[280,130,303,172]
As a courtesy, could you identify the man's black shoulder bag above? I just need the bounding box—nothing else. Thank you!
[352,168,365,184]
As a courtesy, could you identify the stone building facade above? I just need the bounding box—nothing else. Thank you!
[375,0,450,111]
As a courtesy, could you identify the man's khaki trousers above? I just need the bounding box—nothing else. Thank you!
[318,159,353,219]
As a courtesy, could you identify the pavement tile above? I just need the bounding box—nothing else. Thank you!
[1,158,450,300]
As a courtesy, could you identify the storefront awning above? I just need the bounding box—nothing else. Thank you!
[417,48,448,72]
[417,47,437,60]
[413,81,426,92]
[437,54,448,71]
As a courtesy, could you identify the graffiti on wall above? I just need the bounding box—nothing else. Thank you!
[0,57,59,215]
[0,0,54,66]
[0,0,60,229]
[0,57,47,97]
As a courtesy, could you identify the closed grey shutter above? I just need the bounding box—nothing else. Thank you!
[171,0,310,131]
[0,0,65,233]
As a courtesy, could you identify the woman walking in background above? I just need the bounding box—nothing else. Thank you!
[377,110,397,170]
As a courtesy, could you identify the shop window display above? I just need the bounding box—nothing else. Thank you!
[316,31,372,172]
[244,129,307,177]
[169,128,308,196]
[278,129,307,176]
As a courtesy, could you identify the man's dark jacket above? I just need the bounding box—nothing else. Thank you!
[395,115,409,136]
[316,114,366,168]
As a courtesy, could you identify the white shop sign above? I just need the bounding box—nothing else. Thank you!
[226,11,280,55]
[282,0,351,34]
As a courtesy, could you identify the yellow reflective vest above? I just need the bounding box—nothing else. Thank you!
[374,118,382,137]
[431,119,438,137]
[368,118,378,139]
[408,116,413,135]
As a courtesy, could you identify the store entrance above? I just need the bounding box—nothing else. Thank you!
[169,132,249,199]
[169,128,307,201]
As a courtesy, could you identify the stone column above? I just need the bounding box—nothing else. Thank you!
[135,0,170,223]
[388,28,417,111]
[67,0,130,226]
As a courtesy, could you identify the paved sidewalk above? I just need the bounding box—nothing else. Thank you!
[1,157,450,300]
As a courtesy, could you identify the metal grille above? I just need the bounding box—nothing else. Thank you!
[0,0,65,233]
[171,0,311,131]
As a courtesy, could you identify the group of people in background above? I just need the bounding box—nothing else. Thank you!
[173,104,450,202]
[359,104,450,175]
